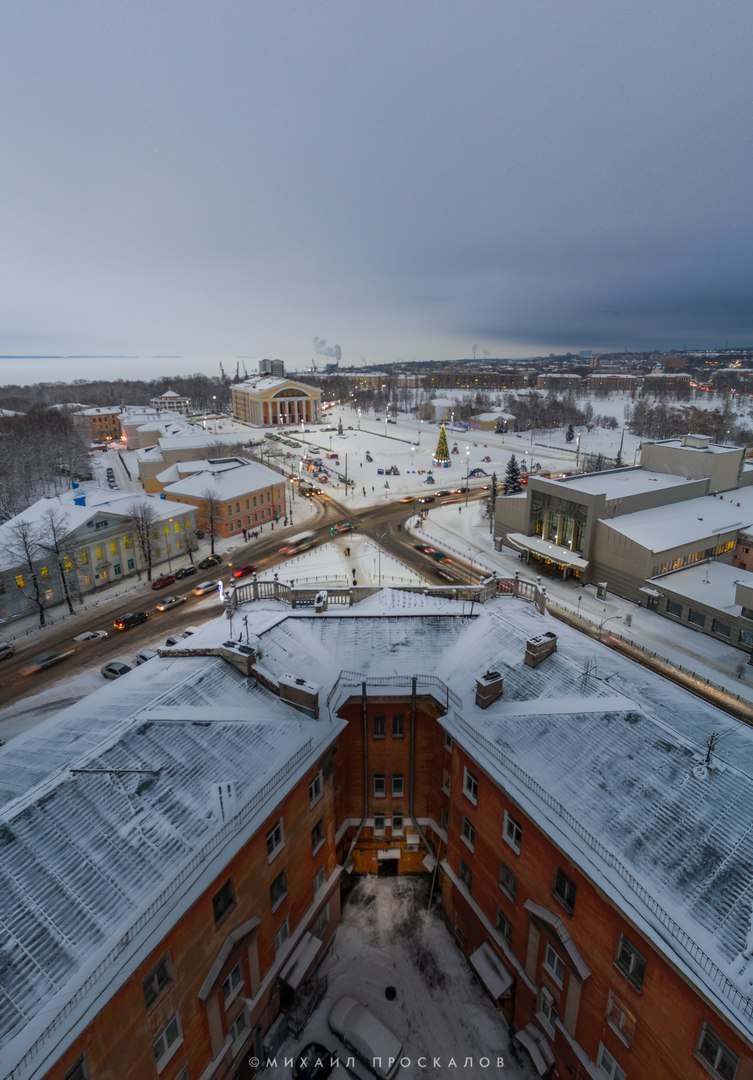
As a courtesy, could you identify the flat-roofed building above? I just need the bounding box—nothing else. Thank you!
[163,457,285,536]
[72,405,122,443]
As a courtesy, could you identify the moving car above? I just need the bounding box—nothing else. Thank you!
[418,496,435,504]
[73,630,108,643]
[192,580,220,596]
[198,553,223,569]
[292,1042,338,1080]
[0,642,15,660]
[113,612,149,631]
[101,661,132,680]
[329,522,357,536]
[151,574,176,590]
[21,650,74,676]
[328,996,402,1080]
[155,594,186,612]
[280,532,316,555]
[232,564,257,579]
[174,565,198,579]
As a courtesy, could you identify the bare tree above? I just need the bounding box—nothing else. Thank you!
[5,519,48,627]
[126,498,159,581]
[201,487,222,554]
[38,505,77,615]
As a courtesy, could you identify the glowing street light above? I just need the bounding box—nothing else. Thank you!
[465,447,470,507]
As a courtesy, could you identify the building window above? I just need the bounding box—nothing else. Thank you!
[496,908,513,944]
[442,768,450,795]
[392,713,405,737]
[316,903,330,936]
[463,766,478,804]
[536,987,558,1035]
[373,774,386,797]
[596,1042,626,1080]
[313,866,326,895]
[266,819,284,861]
[499,861,517,901]
[229,1009,249,1047]
[688,608,706,628]
[373,714,386,738]
[392,813,403,834]
[143,954,172,1008]
[552,867,576,913]
[461,816,476,851]
[222,962,244,1008]
[439,806,449,830]
[311,819,324,854]
[444,732,453,751]
[503,810,523,854]
[153,1013,182,1071]
[374,814,385,835]
[274,918,289,954]
[40,565,51,578]
[309,770,323,805]
[712,619,731,637]
[666,598,683,617]
[212,879,235,925]
[696,1022,739,1080]
[605,990,636,1048]
[543,943,565,987]
[392,774,404,797]
[459,859,472,892]
[14,573,25,588]
[270,869,288,910]
[614,933,646,991]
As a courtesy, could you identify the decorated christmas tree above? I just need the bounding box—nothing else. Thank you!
[433,423,451,468]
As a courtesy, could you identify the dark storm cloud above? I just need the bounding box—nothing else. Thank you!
[0,0,751,381]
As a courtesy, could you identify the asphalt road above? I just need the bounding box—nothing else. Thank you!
[0,487,489,711]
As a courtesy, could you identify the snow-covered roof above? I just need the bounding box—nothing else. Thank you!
[164,459,281,500]
[237,376,315,393]
[546,467,695,499]
[5,591,753,1071]
[645,436,739,455]
[73,406,121,416]
[602,494,750,552]
[158,431,246,451]
[648,560,753,616]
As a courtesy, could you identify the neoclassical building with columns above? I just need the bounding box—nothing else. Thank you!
[231,377,322,428]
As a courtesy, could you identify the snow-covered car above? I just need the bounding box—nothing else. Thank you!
[73,630,108,643]
[155,594,186,612]
[134,649,158,665]
[328,996,402,1080]
[101,661,132,680]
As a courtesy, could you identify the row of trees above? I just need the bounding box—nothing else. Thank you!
[0,373,225,415]
[626,399,753,444]
[0,409,91,520]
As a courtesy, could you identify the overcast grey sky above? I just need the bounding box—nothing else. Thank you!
[1,1,751,384]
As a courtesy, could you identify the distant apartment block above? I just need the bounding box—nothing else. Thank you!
[72,405,122,443]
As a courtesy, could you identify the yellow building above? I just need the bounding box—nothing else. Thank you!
[231,377,322,427]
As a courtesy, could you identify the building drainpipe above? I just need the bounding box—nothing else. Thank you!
[408,676,432,855]
[345,682,370,862]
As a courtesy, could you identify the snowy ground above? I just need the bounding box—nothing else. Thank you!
[271,875,535,1080]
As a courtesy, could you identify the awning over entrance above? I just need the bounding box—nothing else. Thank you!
[468,942,514,999]
[639,585,662,598]
[514,1024,555,1076]
[377,848,401,860]
[280,931,323,990]
[506,533,589,570]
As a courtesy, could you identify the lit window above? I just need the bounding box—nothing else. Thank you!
[40,565,50,578]
[503,810,523,853]
[212,879,235,925]
[461,816,476,851]
[543,943,565,987]
[373,774,385,797]
[552,867,576,913]
[463,767,478,804]
[274,918,289,954]
[391,775,404,798]
[606,990,636,1048]
[143,954,172,1008]
[266,819,284,861]
[95,545,103,560]
[614,933,646,991]
[309,771,323,805]
[596,1042,626,1080]
[222,962,244,1007]
[270,870,287,910]
[696,1022,738,1080]
[152,1012,182,1071]
[14,573,25,589]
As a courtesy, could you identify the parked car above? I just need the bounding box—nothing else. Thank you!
[174,565,198,579]
[151,574,176,590]
[328,996,402,1080]
[292,1042,338,1080]
[164,627,197,647]
[21,650,74,676]
[113,612,149,631]
[198,554,223,569]
[73,630,108,643]
[0,642,15,661]
[192,580,220,596]
[101,661,132,680]
[155,594,186,612]
[134,649,157,665]
[232,564,257,579]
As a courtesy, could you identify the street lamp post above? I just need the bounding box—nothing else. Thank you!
[212,396,217,432]
[599,613,623,640]
[164,519,173,572]
[411,445,415,470]
[465,447,470,507]
[358,408,361,430]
